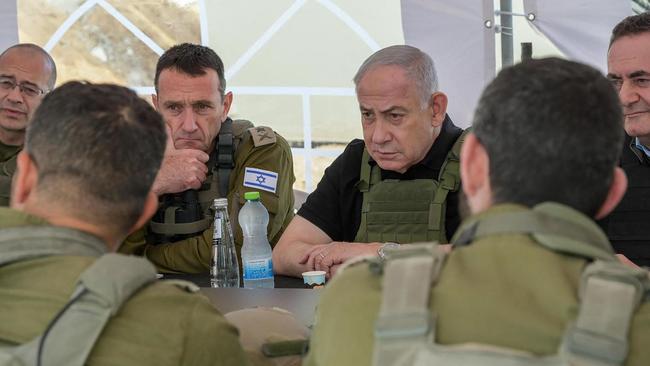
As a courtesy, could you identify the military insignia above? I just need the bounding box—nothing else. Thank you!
[243,167,278,193]
[248,126,276,147]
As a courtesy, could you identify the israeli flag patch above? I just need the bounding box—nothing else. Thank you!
[243,167,278,194]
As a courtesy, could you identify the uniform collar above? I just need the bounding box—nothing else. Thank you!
[451,202,616,262]
[0,140,21,162]
[0,207,107,261]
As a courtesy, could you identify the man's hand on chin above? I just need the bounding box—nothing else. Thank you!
[151,129,209,196]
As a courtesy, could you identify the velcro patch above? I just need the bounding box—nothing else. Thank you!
[248,126,276,147]
[243,167,278,194]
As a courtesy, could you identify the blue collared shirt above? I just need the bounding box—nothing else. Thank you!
[635,138,650,158]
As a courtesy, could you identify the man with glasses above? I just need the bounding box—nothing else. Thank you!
[0,43,56,206]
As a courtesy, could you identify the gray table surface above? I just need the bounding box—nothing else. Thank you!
[200,287,322,326]
[159,273,322,326]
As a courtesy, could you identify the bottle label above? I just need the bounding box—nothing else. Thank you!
[243,258,273,280]
[213,218,222,240]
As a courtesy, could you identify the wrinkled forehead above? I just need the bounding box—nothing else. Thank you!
[0,48,52,87]
[156,68,222,102]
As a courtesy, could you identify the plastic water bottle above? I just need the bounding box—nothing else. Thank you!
[210,198,240,288]
[239,191,274,288]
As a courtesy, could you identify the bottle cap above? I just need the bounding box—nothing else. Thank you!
[244,191,261,201]
[213,198,229,208]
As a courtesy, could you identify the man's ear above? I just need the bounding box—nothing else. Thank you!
[595,167,628,220]
[128,191,159,235]
[459,133,492,214]
[430,92,448,127]
[221,91,233,122]
[10,151,39,208]
[151,93,159,111]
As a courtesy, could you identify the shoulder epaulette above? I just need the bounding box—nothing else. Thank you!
[248,126,277,147]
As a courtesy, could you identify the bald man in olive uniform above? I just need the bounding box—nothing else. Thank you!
[0,43,56,206]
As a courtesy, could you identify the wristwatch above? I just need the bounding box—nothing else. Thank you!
[377,242,401,260]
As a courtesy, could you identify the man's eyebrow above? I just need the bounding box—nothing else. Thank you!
[606,73,621,79]
[191,100,215,106]
[0,74,39,87]
[162,100,182,107]
[20,80,39,88]
[629,70,650,78]
[379,106,406,114]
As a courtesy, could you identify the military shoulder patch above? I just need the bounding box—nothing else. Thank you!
[243,167,278,193]
[248,126,277,147]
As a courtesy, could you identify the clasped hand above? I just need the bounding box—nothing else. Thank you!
[299,242,381,278]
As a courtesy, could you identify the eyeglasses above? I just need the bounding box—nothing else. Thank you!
[0,77,48,98]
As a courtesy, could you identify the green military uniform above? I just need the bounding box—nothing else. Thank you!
[305,203,650,366]
[0,141,21,206]
[119,120,295,273]
[0,207,251,366]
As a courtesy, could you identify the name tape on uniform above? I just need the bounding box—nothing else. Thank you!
[243,167,278,194]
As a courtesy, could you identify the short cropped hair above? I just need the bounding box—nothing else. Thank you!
[154,43,226,98]
[353,45,438,104]
[610,12,650,48]
[0,43,57,89]
[472,58,624,216]
[25,81,166,233]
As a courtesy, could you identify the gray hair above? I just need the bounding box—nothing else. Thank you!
[353,45,438,104]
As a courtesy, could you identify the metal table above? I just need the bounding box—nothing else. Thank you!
[159,273,321,326]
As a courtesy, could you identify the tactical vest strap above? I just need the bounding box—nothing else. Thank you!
[357,149,379,193]
[373,244,447,366]
[428,129,467,239]
[562,261,649,366]
[149,218,211,236]
[4,254,156,366]
[217,118,234,197]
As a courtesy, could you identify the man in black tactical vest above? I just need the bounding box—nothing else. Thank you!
[601,12,650,267]
[0,43,56,206]
[119,43,295,273]
[273,45,465,278]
